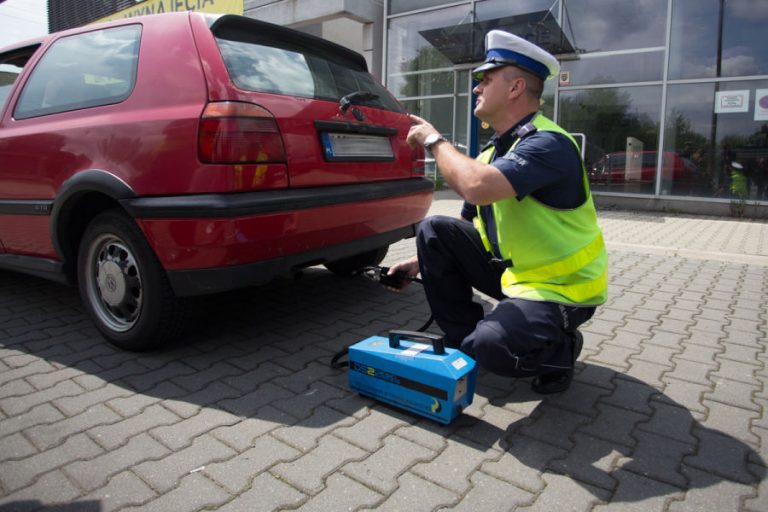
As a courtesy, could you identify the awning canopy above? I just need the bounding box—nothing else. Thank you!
[418,11,575,65]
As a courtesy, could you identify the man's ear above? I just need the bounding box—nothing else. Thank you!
[509,78,526,99]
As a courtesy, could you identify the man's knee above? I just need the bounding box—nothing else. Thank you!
[417,215,459,243]
[461,321,520,376]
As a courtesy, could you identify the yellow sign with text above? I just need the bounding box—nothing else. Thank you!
[96,0,243,23]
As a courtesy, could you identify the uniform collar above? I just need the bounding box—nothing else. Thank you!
[482,111,538,153]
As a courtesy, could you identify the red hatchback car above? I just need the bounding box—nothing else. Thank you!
[0,12,432,350]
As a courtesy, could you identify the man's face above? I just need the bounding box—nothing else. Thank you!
[472,66,515,124]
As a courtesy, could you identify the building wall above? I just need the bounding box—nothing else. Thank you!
[384,0,768,217]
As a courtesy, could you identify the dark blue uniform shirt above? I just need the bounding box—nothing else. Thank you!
[461,113,586,258]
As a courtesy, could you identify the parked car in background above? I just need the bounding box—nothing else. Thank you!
[0,12,432,350]
[588,150,696,187]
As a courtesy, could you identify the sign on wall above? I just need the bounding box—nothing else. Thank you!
[714,90,750,114]
[95,0,243,23]
[755,89,768,121]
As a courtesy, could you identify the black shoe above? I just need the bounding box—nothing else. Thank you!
[531,330,583,395]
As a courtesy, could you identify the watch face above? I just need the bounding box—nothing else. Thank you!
[425,134,438,146]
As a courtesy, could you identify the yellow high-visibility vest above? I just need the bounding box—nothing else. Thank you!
[473,114,608,305]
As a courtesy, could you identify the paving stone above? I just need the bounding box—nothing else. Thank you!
[675,343,721,365]
[121,361,197,393]
[700,399,760,446]
[134,434,236,493]
[0,378,83,416]
[629,343,679,368]
[271,435,367,494]
[517,403,592,451]
[664,358,715,385]
[271,405,356,452]
[719,342,763,365]
[638,399,697,445]
[0,403,65,440]
[743,463,768,512]
[658,377,711,416]
[64,433,170,491]
[76,470,157,512]
[51,382,135,417]
[481,435,568,493]
[393,423,450,453]
[269,380,347,420]
[579,402,647,448]
[0,378,35,399]
[209,405,297,452]
[411,437,500,494]
[438,470,534,511]
[713,356,761,385]
[0,432,37,460]
[105,382,184,417]
[149,407,242,451]
[592,469,684,512]
[453,401,527,451]
[515,472,612,512]
[359,471,458,512]
[587,344,637,370]
[333,407,414,452]
[292,473,382,512]
[216,381,292,419]
[0,470,82,509]
[342,434,435,494]
[170,361,243,393]
[668,466,757,512]
[25,403,122,450]
[685,426,762,485]
[705,377,761,412]
[216,472,306,512]
[0,433,103,492]
[548,432,623,491]
[541,381,611,418]
[204,434,300,494]
[222,361,292,394]
[617,430,694,488]
[120,473,231,512]
[89,403,181,450]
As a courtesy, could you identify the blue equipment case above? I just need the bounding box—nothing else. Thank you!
[348,330,477,424]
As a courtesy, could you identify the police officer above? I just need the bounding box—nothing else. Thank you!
[389,30,608,394]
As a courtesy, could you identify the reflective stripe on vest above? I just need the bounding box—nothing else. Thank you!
[474,115,608,305]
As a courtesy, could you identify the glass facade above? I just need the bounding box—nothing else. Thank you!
[385,0,768,205]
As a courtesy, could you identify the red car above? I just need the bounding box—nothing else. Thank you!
[0,12,432,350]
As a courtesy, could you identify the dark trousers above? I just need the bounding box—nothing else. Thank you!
[416,215,595,378]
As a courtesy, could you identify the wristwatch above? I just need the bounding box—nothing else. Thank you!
[423,133,448,154]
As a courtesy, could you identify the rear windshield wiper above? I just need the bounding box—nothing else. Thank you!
[339,91,379,113]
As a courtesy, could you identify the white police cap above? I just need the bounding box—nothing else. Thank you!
[472,29,560,81]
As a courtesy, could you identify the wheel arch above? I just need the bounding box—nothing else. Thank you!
[50,170,138,280]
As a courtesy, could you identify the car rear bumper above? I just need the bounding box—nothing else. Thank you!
[165,224,415,296]
[120,178,433,296]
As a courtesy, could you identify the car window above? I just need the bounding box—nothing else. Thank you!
[213,22,403,113]
[14,25,141,120]
[0,45,40,114]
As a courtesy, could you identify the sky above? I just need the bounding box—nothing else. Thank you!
[0,0,48,49]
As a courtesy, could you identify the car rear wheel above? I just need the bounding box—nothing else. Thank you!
[77,209,185,351]
[324,246,388,276]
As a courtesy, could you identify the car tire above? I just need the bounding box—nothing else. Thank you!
[324,246,389,276]
[77,209,186,351]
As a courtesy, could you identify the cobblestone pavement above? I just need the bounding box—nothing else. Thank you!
[1,191,767,511]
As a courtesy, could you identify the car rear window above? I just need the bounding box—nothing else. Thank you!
[211,18,403,113]
[14,25,141,120]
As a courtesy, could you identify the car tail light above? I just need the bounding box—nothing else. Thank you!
[198,102,286,164]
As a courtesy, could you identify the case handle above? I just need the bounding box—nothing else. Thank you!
[388,330,445,355]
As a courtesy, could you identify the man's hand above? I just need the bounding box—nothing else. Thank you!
[406,114,438,149]
[385,256,420,291]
